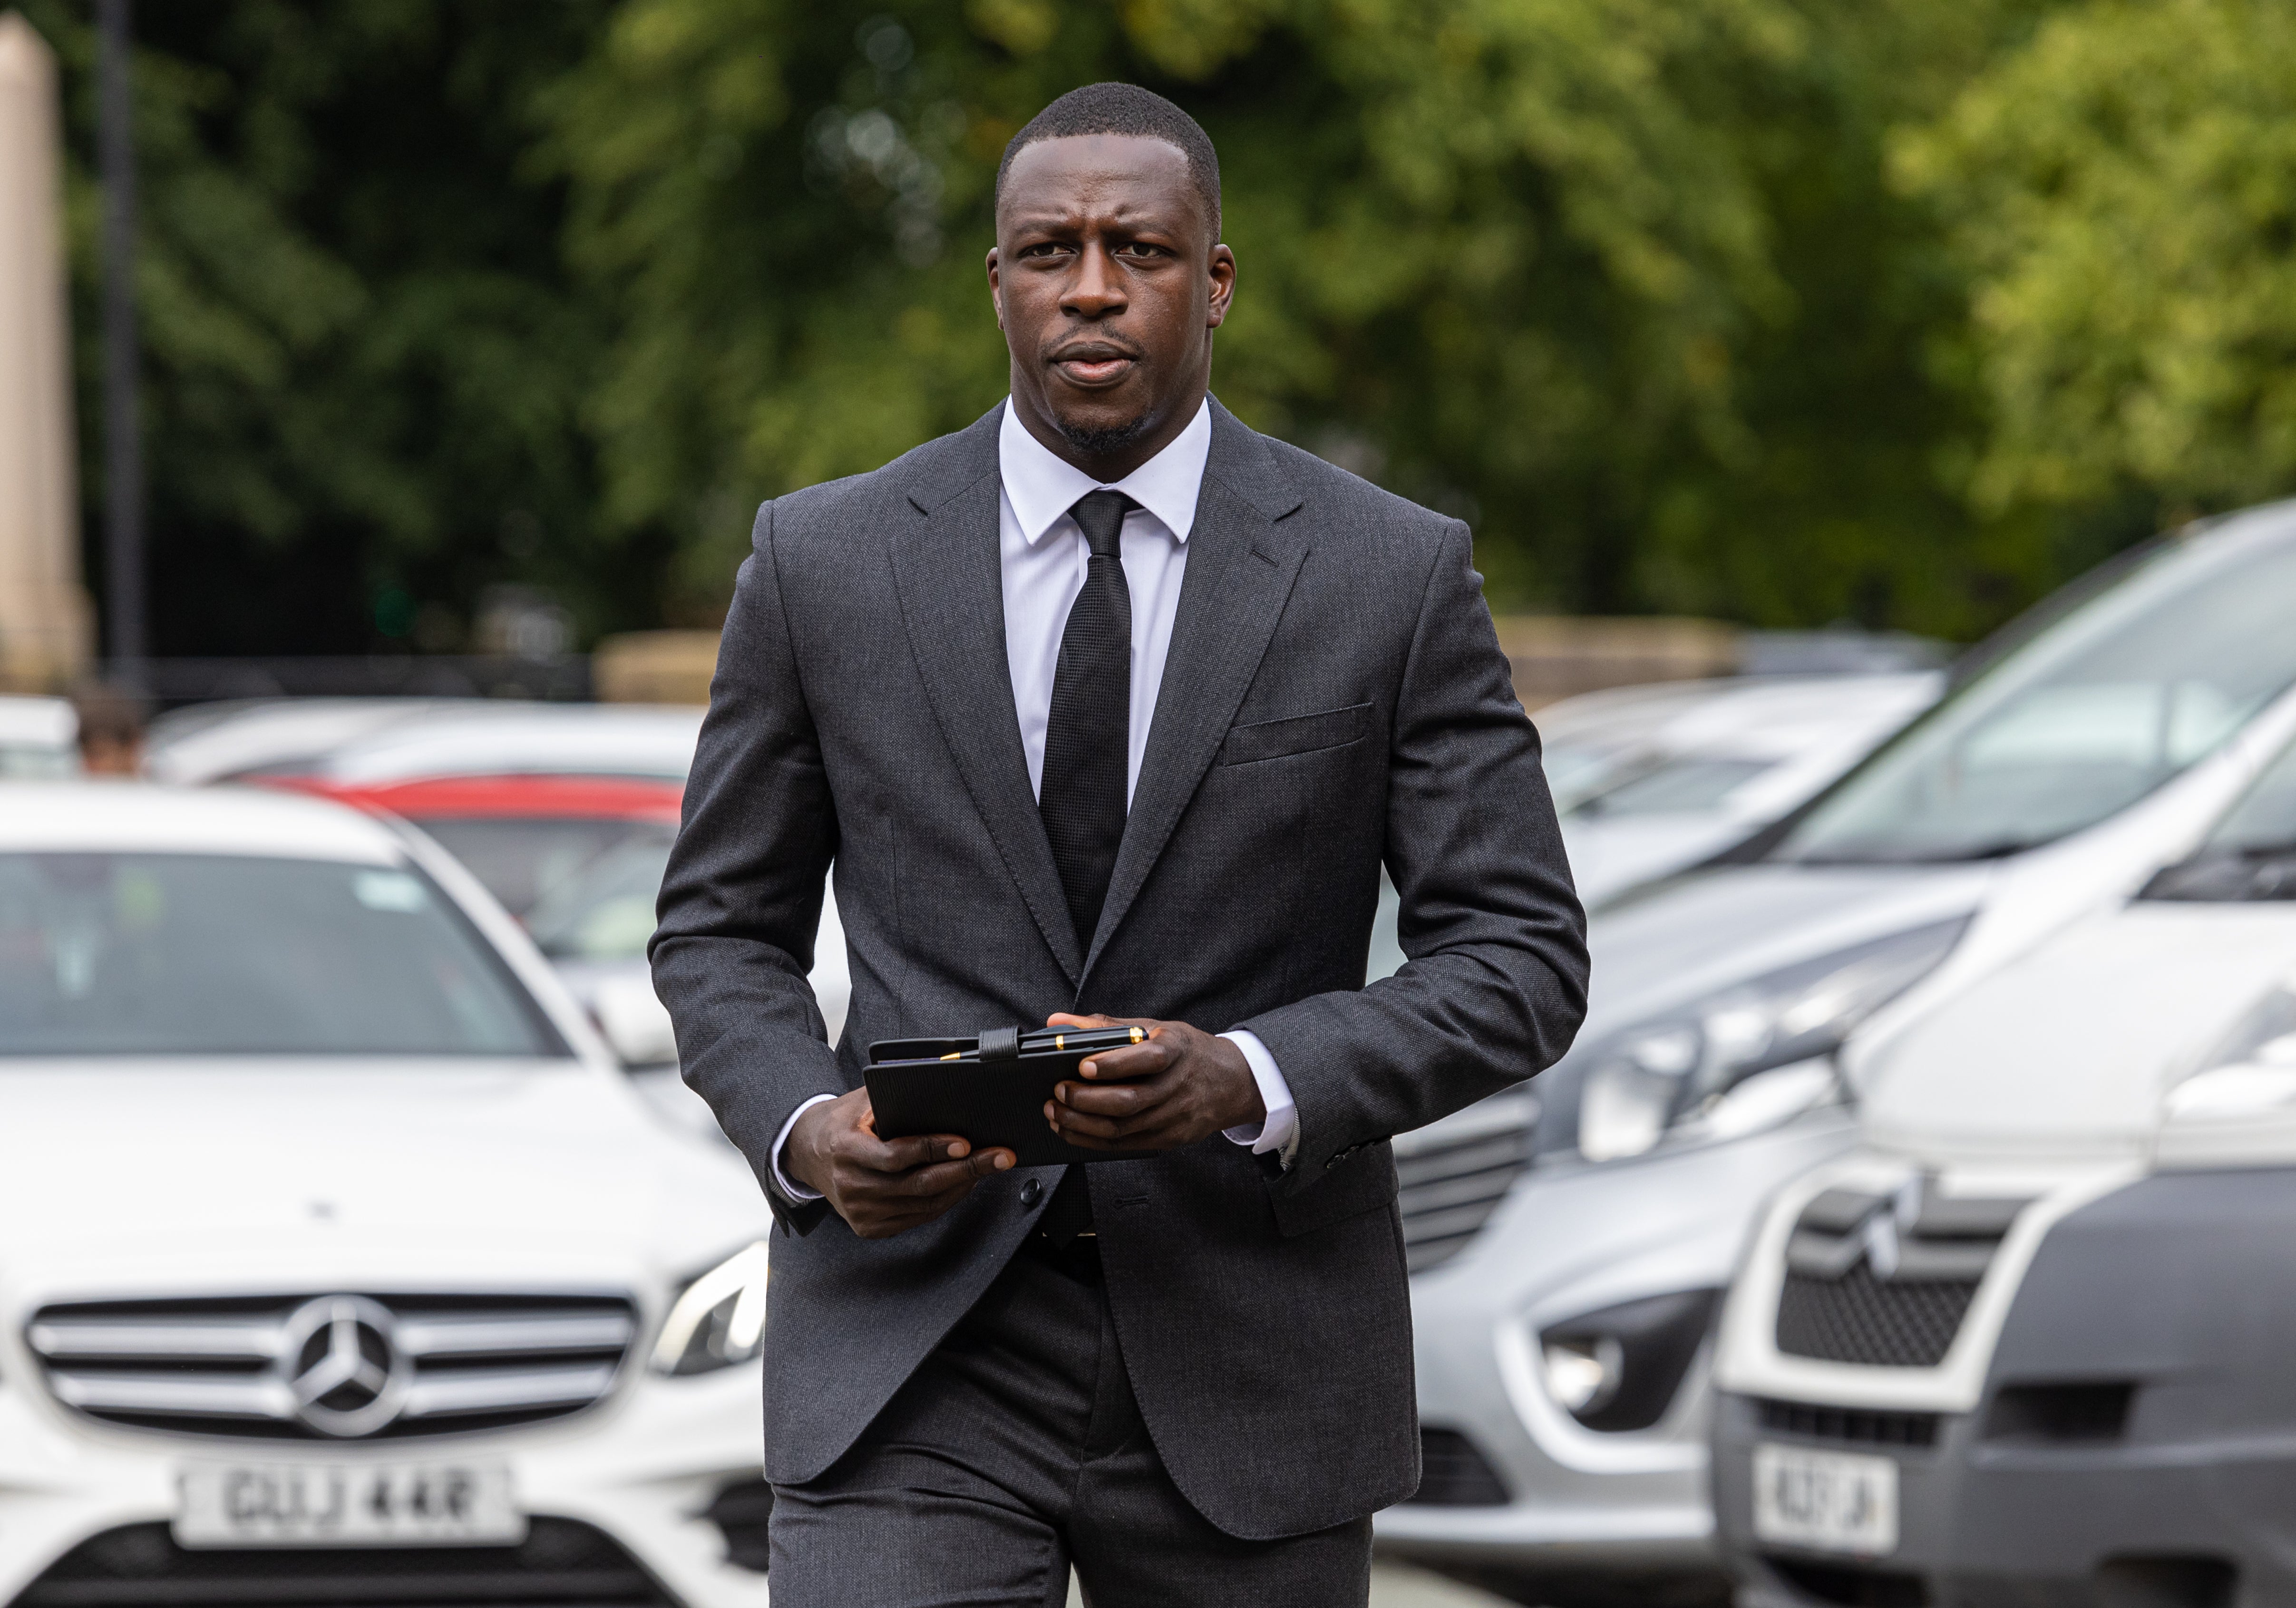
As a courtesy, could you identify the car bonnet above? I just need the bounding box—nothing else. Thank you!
[1857,902,2296,1161]
[0,1059,767,1306]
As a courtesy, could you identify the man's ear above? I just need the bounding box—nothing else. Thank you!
[986,246,1004,332]
[1206,243,1236,330]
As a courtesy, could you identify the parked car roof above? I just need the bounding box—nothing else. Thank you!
[0,782,407,862]
[306,704,703,786]
[143,697,478,784]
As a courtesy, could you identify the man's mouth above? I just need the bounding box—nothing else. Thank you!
[1049,343,1138,386]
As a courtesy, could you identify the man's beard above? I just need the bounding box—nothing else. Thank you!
[1055,410,1152,458]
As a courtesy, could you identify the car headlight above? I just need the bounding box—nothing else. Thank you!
[1539,1289,1720,1432]
[2162,988,2296,1122]
[1577,919,1967,1162]
[650,1242,769,1376]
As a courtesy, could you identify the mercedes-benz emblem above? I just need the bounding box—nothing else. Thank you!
[274,1294,411,1437]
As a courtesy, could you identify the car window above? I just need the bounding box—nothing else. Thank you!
[1539,741,1627,809]
[2198,738,2296,856]
[526,837,672,962]
[0,853,566,1058]
[1775,524,2296,863]
[0,744,75,779]
[412,817,676,917]
[2141,733,2296,901]
[1573,757,1775,819]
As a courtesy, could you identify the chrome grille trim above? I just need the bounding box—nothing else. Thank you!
[394,1315,636,1358]
[401,1364,622,1419]
[27,1293,637,1442]
[28,1318,284,1361]
[1395,1091,1539,1274]
[49,1373,295,1419]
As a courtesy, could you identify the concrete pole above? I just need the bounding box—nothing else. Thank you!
[97,0,145,681]
[0,10,93,691]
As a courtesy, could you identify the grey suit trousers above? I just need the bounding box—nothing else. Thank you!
[765,1240,1373,1608]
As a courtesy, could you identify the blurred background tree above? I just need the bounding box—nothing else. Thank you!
[537,0,2022,630]
[22,0,617,655]
[21,0,2294,655]
[1896,0,2296,562]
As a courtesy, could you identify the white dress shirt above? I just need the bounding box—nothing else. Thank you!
[770,398,1298,1200]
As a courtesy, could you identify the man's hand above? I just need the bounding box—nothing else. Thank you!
[786,1088,1014,1239]
[1043,1013,1266,1151]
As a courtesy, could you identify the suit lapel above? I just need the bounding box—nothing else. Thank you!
[1084,402,1307,978]
[889,407,1084,983]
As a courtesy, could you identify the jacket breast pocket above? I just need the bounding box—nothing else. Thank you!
[1217,702,1372,767]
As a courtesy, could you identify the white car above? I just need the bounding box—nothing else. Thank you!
[143,697,853,1136]
[144,700,705,789]
[142,698,477,785]
[0,784,778,1607]
[1557,673,1944,908]
[1709,733,2296,1606]
[304,704,705,789]
[0,695,76,778]
[1536,681,1758,812]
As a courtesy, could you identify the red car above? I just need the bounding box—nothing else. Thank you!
[263,773,682,963]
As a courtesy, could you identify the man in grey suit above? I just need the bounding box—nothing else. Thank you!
[652,81,1588,1606]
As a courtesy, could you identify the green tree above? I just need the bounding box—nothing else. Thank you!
[24,0,617,654]
[1898,0,2296,534]
[27,0,2154,653]
[545,0,2021,629]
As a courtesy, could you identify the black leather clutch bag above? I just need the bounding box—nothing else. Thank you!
[864,1025,1157,1167]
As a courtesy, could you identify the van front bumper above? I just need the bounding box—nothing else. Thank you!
[1712,1168,2296,1608]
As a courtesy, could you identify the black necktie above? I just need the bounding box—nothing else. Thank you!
[1034,489,1135,1249]
[1038,489,1137,954]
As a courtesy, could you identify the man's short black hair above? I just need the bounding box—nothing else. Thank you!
[996,82,1221,239]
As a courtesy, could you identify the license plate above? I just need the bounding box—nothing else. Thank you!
[1752,1442,1898,1556]
[175,1462,523,1549]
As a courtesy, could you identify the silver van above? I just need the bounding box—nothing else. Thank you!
[1376,503,2296,1605]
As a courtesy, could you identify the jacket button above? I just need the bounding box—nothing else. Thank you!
[1020,1179,1044,1208]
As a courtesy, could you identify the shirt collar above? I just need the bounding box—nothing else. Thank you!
[998,396,1213,547]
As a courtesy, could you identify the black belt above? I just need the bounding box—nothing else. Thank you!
[1035,1164,1094,1244]
[1023,1230,1102,1281]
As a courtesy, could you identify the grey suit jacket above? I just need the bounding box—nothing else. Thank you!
[651,398,1588,1540]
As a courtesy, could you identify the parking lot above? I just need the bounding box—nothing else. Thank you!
[14,0,2296,1597]
[6,497,2296,1605]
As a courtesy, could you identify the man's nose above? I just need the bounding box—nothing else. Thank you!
[1061,241,1127,318]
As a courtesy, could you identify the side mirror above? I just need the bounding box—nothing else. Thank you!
[591,972,679,1068]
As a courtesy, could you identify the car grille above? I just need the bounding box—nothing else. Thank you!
[1394,1092,1537,1273]
[1774,1180,2027,1368]
[1408,1427,1510,1506]
[1756,1396,1940,1449]
[27,1292,637,1442]
[1776,1266,1978,1370]
[13,1518,671,1606]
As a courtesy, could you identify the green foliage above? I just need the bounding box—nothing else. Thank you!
[23,0,616,652]
[543,0,1826,610]
[1897,0,2296,527]
[532,0,2070,634]
[29,0,2279,652]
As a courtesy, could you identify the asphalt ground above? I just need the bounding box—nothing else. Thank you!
[1064,1560,1515,1605]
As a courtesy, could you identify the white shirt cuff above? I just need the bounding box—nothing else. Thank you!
[770,1093,838,1202]
[1219,1029,1298,1167]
